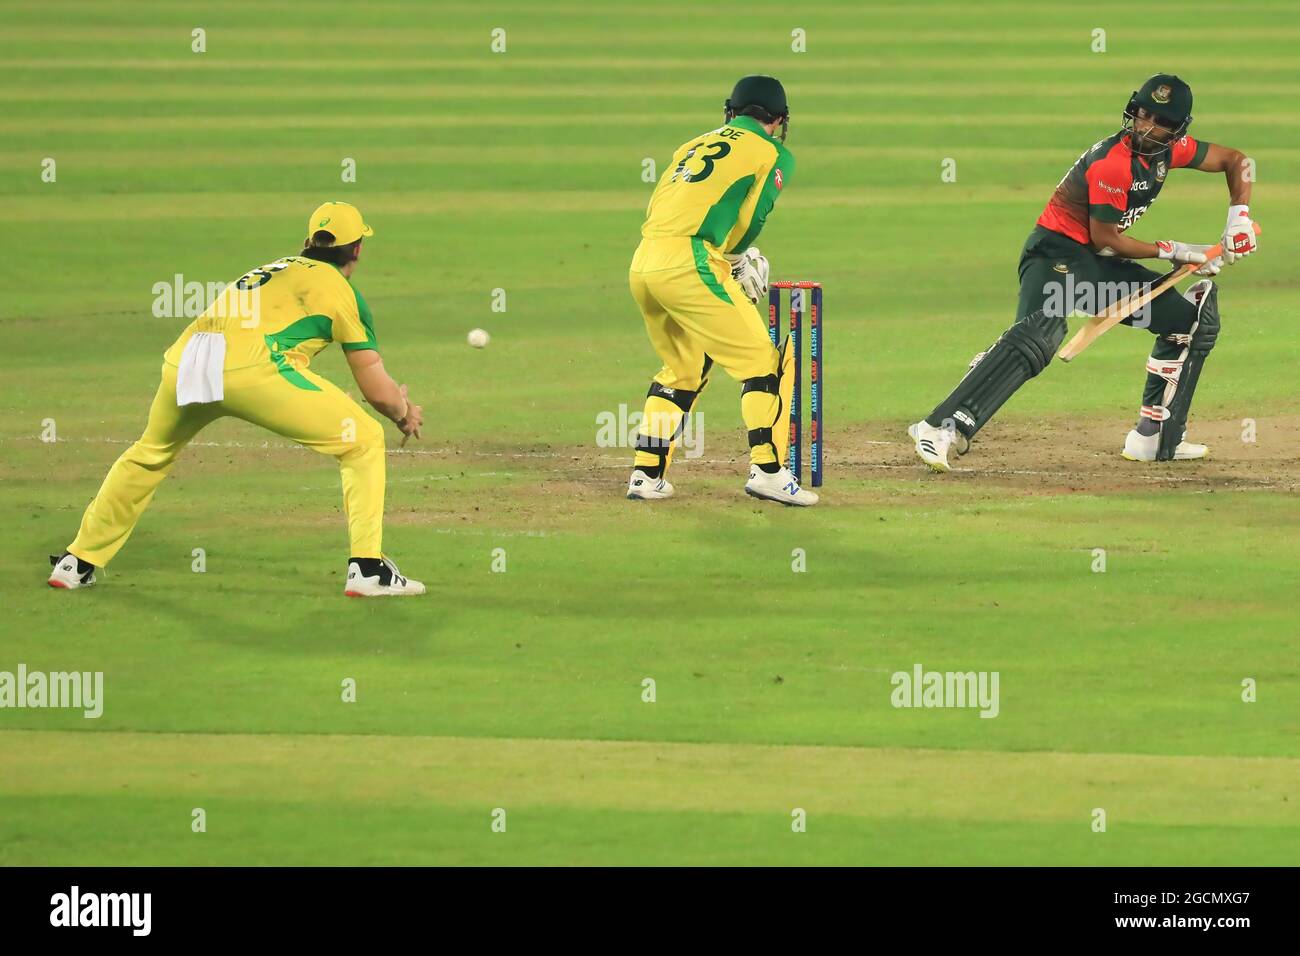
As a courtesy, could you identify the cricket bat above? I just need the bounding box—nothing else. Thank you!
[1057,222,1261,363]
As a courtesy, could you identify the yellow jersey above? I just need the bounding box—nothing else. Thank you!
[639,115,794,256]
[163,256,377,391]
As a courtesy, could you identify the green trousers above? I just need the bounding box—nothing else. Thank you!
[1016,225,1200,411]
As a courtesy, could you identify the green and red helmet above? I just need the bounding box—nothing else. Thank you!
[1123,73,1193,156]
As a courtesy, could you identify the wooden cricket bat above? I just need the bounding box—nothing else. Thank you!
[1057,222,1261,363]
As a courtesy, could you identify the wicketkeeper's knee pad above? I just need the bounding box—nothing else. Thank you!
[635,380,699,457]
[741,335,793,463]
[635,360,713,473]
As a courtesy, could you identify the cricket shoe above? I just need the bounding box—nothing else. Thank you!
[48,552,96,590]
[627,469,674,500]
[908,420,955,473]
[344,556,426,597]
[1121,428,1207,462]
[744,465,819,507]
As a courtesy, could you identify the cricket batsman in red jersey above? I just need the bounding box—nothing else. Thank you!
[909,74,1258,469]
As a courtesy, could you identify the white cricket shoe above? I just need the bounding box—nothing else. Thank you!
[908,420,955,473]
[48,553,95,589]
[627,469,674,500]
[744,465,819,506]
[1122,428,1207,462]
[344,556,426,597]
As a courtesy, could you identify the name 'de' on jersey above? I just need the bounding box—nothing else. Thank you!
[640,114,795,254]
[1036,131,1210,248]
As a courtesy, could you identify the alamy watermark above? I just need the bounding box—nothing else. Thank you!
[50,886,150,936]
[1042,276,1152,324]
[151,266,272,327]
[596,403,704,459]
[0,664,103,718]
[890,663,999,718]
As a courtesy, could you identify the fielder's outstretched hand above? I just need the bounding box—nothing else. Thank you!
[396,384,423,447]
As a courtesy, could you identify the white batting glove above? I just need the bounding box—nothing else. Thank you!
[1156,240,1211,266]
[1222,205,1257,264]
[1194,255,1223,277]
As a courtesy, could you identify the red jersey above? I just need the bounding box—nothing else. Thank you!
[1036,132,1209,246]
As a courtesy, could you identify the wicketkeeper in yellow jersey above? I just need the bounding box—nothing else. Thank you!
[47,202,428,597]
[626,75,817,507]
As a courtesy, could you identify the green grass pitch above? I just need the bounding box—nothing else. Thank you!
[1,0,1297,865]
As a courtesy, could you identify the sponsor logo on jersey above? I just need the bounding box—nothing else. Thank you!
[1053,263,1068,273]
[1131,180,1150,190]
[1096,180,1125,196]
[1153,84,1172,104]
[1118,204,1151,230]
[774,168,783,190]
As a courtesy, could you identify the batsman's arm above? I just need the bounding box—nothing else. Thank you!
[1196,143,1252,206]
[1084,160,1158,259]
[1196,143,1258,263]
[345,349,420,435]
[1089,219,1160,260]
[1091,219,1217,270]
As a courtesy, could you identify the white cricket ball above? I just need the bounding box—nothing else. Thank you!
[467,328,490,349]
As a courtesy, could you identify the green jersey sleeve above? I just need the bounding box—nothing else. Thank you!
[729,147,794,253]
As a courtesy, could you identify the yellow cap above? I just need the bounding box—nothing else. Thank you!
[306,201,374,246]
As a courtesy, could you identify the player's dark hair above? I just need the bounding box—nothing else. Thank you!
[300,230,361,266]
[724,103,790,142]
[735,103,779,124]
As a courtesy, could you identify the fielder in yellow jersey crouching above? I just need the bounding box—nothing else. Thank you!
[626,76,817,506]
[49,202,427,597]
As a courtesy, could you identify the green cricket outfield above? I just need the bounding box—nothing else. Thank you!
[1,0,1297,865]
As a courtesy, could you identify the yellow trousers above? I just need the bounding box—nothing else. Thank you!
[629,237,781,470]
[69,360,386,566]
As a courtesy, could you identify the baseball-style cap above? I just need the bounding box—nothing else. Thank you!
[306,201,374,246]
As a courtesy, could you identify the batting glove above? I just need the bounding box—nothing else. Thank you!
[1194,255,1224,277]
[1156,240,1211,266]
[1222,205,1257,265]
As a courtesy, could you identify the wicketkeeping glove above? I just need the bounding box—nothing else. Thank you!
[1222,205,1257,265]
[725,247,769,304]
